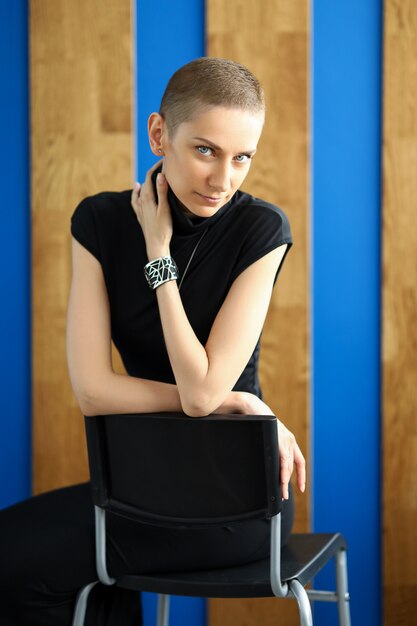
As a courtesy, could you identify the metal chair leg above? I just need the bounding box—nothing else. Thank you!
[335,549,351,626]
[289,579,313,626]
[156,593,170,626]
[72,581,98,626]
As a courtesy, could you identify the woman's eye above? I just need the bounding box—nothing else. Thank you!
[235,154,251,163]
[197,146,213,156]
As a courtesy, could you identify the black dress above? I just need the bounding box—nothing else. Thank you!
[70,175,292,395]
[0,179,294,626]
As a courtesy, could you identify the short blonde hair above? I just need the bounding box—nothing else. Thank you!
[160,57,265,136]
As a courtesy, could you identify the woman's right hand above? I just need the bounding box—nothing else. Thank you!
[214,391,306,500]
[131,161,173,261]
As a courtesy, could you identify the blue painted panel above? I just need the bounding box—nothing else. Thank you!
[142,592,206,626]
[0,0,31,508]
[135,2,205,624]
[136,0,205,182]
[312,1,382,625]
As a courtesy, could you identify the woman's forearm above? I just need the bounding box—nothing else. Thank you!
[78,370,248,418]
[155,280,218,416]
[78,371,183,416]
[154,250,284,417]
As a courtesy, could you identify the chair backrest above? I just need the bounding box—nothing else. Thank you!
[85,412,282,528]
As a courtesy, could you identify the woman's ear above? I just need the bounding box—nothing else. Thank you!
[148,112,167,156]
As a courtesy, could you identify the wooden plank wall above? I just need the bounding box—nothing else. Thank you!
[382,1,417,624]
[207,2,310,625]
[30,0,132,494]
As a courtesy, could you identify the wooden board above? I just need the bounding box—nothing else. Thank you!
[382,1,417,623]
[30,0,132,494]
[207,1,310,624]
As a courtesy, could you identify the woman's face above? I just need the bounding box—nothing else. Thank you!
[155,106,264,218]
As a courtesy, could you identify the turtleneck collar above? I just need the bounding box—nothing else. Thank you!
[151,166,234,236]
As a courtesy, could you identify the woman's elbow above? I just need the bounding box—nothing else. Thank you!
[74,391,96,416]
[181,404,210,418]
[68,362,113,416]
[78,396,98,416]
[71,380,102,416]
[180,390,221,418]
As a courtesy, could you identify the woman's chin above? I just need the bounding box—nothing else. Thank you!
[177,193,228,218]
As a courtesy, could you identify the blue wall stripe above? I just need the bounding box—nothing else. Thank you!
[135,2,205,624]
[0,0,31,509]
[312,1,382,625]
[136,0,205,183]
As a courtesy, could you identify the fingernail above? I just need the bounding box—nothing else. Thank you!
[157,173,163,184]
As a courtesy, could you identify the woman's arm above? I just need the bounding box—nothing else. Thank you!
[155,245,287,416]
[66,238,184,415]
[133,170,288,417]
[67,238,249,416]
[68,226,305,497]
[237,393,306,498]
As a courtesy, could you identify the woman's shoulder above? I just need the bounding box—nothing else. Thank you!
[72,189,133,222]
[70,189,134,262]
[231,190,292,242]
[225,190,293,284]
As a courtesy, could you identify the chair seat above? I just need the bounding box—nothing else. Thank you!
[117,532,346,598]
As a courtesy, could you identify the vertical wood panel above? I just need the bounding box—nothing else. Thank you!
[207,2,310,625]
[383,1,417,624]
[31,0,132,494]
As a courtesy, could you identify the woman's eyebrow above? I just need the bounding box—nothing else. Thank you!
[192,136,257,155]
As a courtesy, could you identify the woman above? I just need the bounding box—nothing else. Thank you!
[0,57,305,626]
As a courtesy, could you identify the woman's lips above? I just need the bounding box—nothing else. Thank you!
[195,192,224,205]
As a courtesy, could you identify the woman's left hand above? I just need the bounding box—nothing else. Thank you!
[131,161,173,260]
[276,418,306,500]
[224,391,306,500]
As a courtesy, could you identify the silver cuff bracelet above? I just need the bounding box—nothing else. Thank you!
[144,256,179,290]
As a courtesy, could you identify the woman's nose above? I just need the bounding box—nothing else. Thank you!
[208,161,231,193]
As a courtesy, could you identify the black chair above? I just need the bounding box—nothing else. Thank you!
[72,413,351,626]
